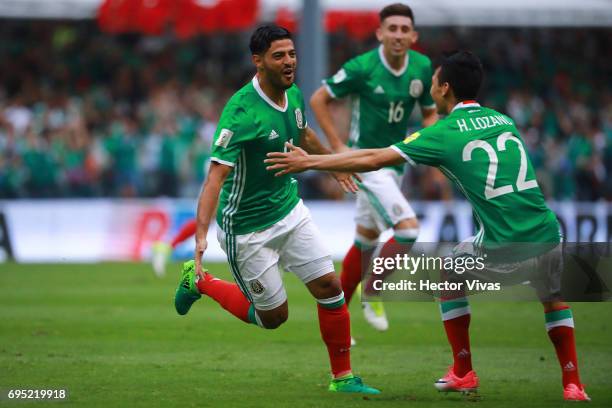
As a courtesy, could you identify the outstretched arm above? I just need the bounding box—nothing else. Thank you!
[299,127,360,193]
[265,143,404,176]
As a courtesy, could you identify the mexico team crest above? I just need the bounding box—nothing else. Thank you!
[392,203,404,217]
[295,108,304,129]
[409,79,424,98]
[250,279,265,294]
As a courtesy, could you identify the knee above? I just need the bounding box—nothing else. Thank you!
[356,225,380,241]
[259,308,289,329]
[393,219,419,243]
[395,217,419,231]
[309,273,343,299]
[542,300,567,312]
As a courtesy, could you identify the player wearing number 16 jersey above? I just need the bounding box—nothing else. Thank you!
[310,3,438,334]
[265,50,590,402]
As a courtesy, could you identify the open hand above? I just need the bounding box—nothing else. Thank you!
[265,142,361,193]
[331,171,361,193]
[265,142,310,176]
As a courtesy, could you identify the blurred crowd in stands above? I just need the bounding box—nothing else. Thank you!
[0,21,610,201]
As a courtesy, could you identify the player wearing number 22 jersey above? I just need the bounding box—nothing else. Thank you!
[396,102,560,246]
[266,50,590,402]
[310,3,438,335]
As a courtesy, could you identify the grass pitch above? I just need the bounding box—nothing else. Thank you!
[1,262,611,407]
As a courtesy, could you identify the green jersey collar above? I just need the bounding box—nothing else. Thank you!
[451,101,480,113]
[378,45,408,77]
[252,76,288,112]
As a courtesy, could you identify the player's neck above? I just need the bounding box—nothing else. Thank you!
[449,98,479,114]
[256,74,286,108]
[381,47,407,71]
[445,97,460,115]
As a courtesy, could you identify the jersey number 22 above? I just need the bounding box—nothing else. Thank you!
[462,132,538,200]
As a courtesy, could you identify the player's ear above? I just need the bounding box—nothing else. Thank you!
[375,26,384,42]
[411,30,419,44]
[442,82,452,98]
[251,54,263,71]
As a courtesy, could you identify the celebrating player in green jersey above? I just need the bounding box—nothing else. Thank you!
[266,50,590,402]
[310,3,438,333]
[173,24,379,395]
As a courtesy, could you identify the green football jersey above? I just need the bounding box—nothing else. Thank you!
[211,77,306,235]
[325,46,434,171]
[391,102,561,246]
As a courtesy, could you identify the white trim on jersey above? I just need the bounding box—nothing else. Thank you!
[252,76,288,112]
[378,45,409,77]
[323,81,337,98]
[348,96,360,145]
[222,149,247,233]
[221,153,240,232]
[390,145,416,166]
[210,157,235,167]
[451,101,481,112]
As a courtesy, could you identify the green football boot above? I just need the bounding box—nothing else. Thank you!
[174,260,203,315]
[329,375,381,395]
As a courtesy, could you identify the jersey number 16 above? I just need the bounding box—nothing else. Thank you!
[388,101,405,124]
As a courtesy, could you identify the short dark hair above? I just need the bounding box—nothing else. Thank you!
[438,50,484,101]
[249,24,292,55]
[379,3,414,25]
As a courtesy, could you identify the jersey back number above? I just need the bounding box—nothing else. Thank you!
[462,132,538,200]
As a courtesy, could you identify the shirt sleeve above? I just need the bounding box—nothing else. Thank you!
[419,60,435,110]
[210,102,255,167]
[324,57,363,99]
[390,124,445,167]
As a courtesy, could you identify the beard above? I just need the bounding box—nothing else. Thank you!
[262,65,295,90]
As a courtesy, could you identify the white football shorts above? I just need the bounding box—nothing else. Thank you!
[355,167,416,232]
[217,200,334,311]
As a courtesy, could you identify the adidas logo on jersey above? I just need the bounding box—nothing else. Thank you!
[374,85,385,94]
[268,130,280,140]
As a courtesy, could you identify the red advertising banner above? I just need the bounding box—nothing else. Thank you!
[98,0,258,38]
